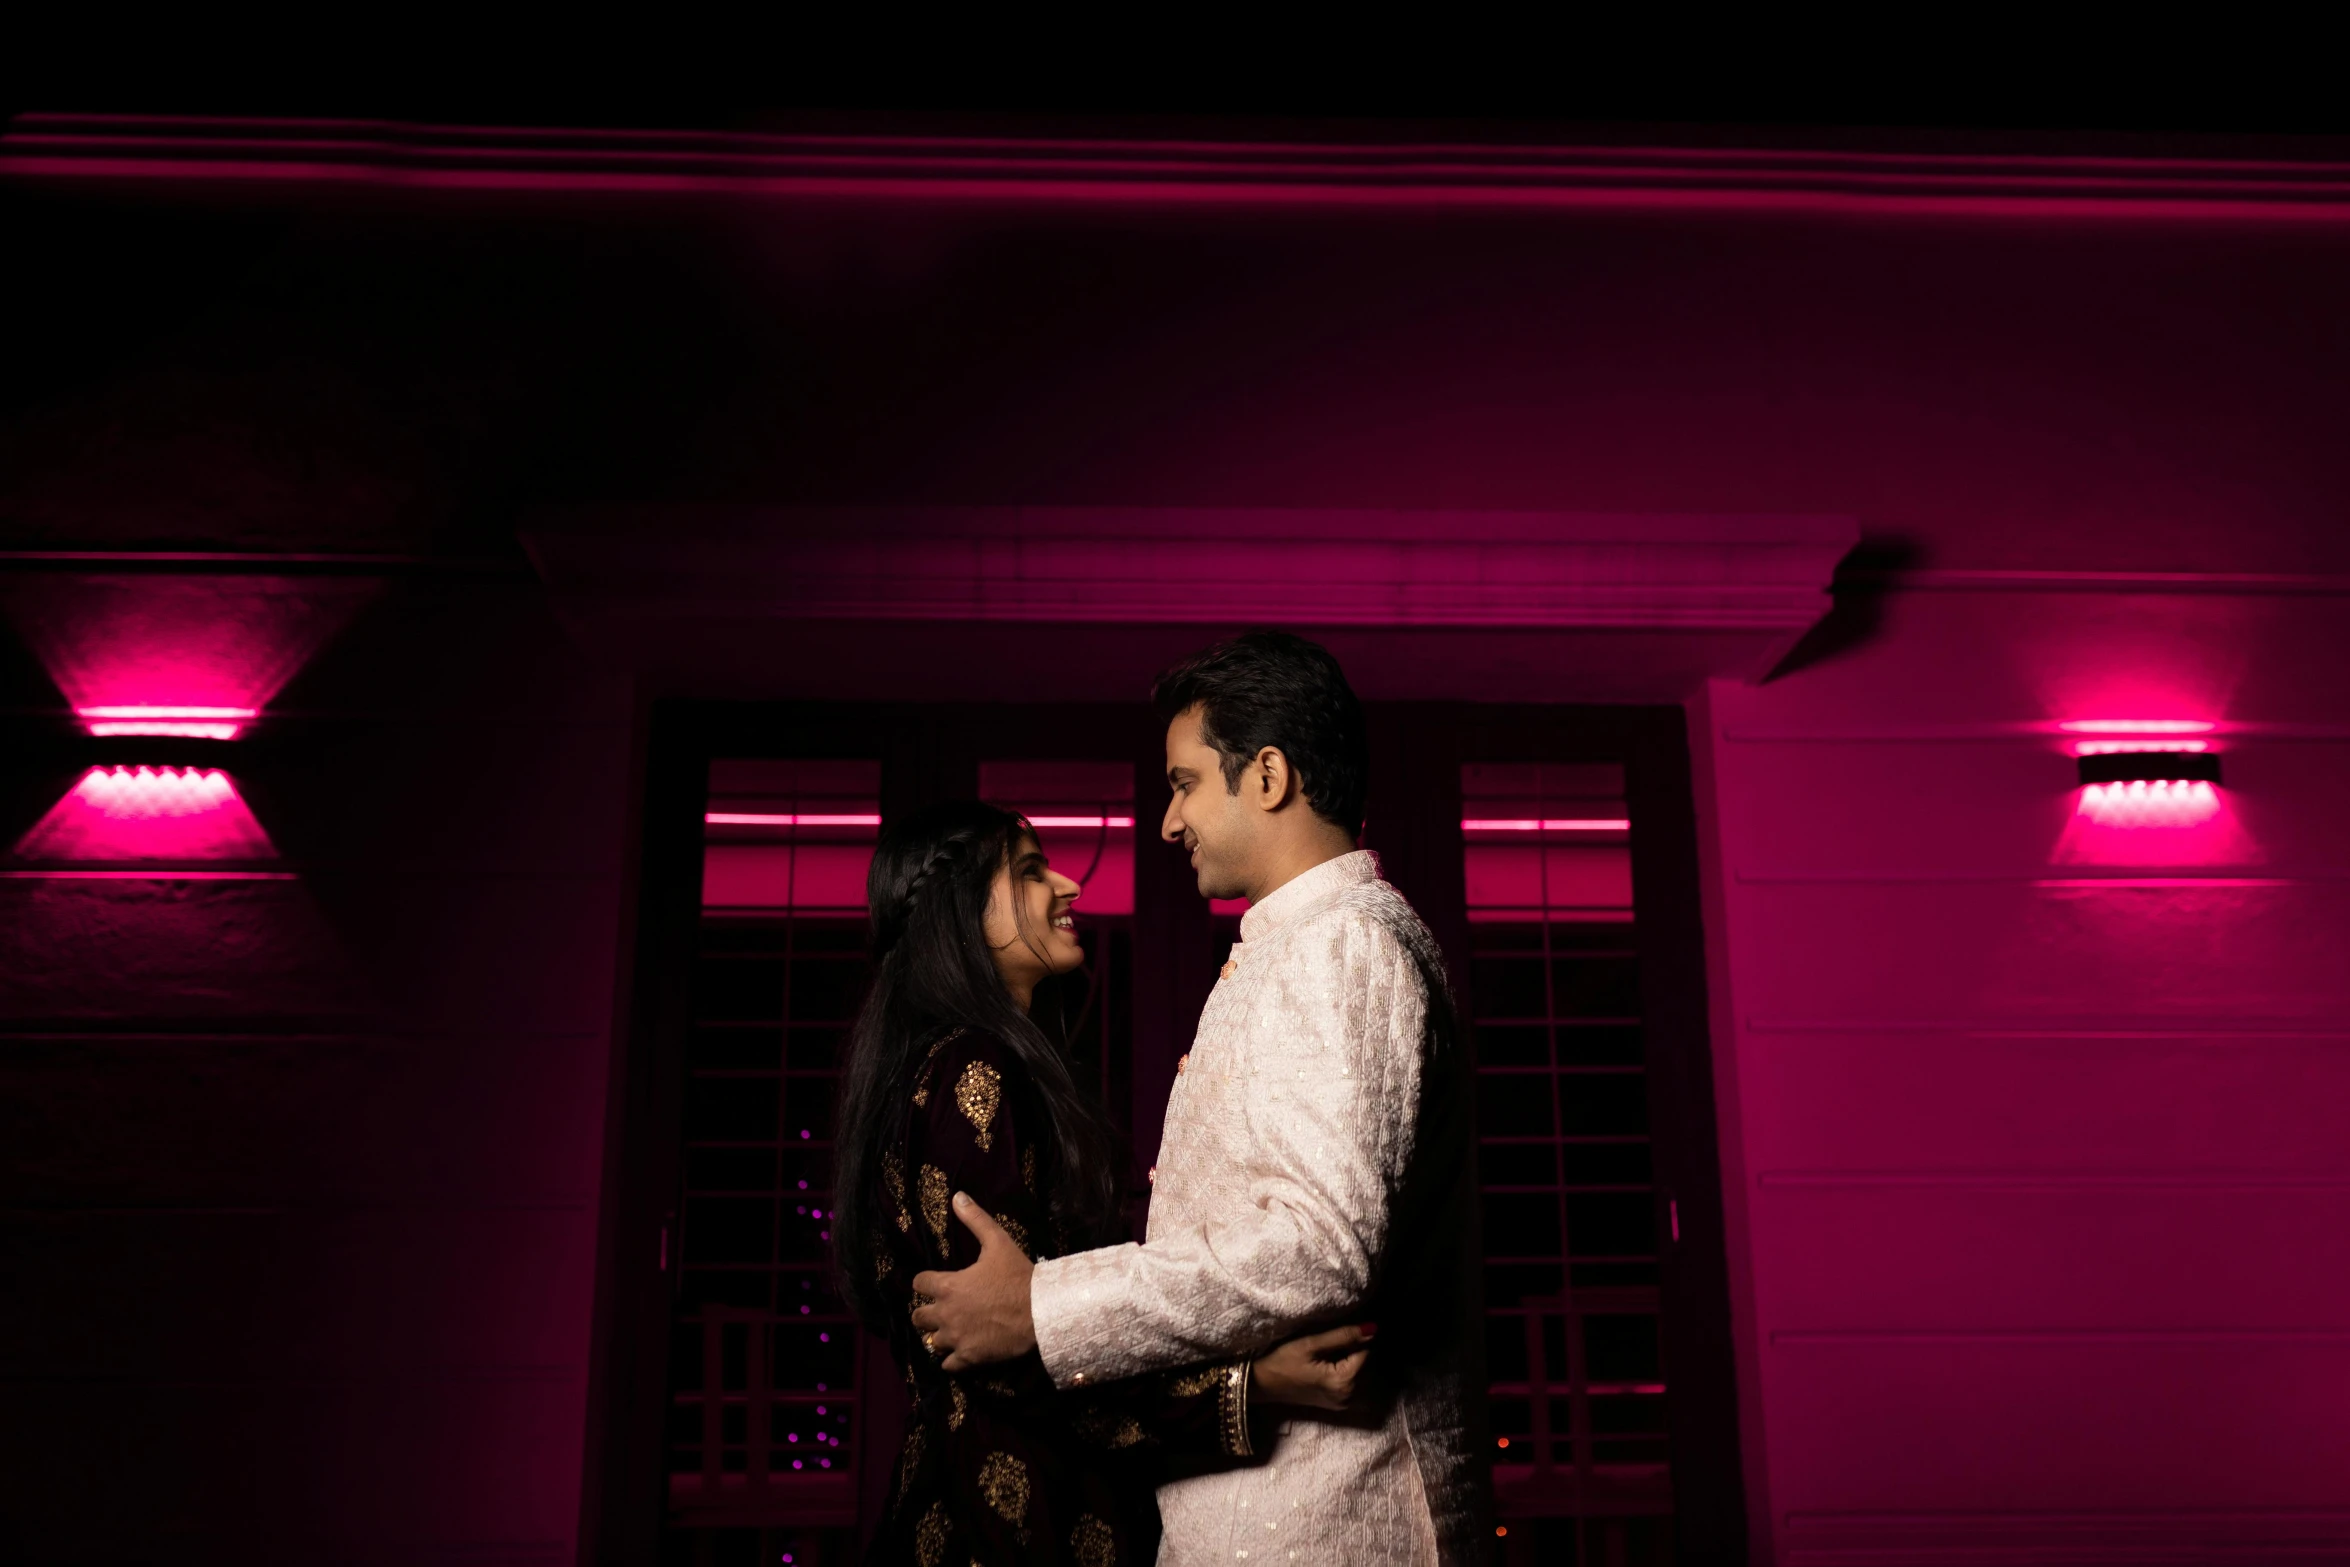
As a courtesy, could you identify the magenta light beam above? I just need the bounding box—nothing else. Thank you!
[15,765,277,861]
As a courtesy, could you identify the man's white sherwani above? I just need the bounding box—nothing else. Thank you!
[1031,851,1481,1564]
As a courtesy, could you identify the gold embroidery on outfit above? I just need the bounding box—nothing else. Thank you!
[896,1421,926,1503]
[883,1151,911,1232]
[977,1450,1031,1530]
[910,1028,963,1108]
[955,1060,1004,1150]
[1020,1145,1038,1192]
[914,1499,951,1567]
[1070,1513,1117,1567]
[1070,1403,1144,1449]
[994,1212,1032,1257]
[919,1164,952,1251]
[1169,1364,1225,1397]
[947,1379,967,1430]
[874,1245,893,1281]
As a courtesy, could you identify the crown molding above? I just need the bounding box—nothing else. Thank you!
[11,116,2350,221]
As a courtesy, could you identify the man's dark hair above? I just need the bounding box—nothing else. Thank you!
[1152,629,1370,838]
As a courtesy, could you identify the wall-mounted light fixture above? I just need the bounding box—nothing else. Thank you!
[2076,751,2222,788]
[2064,721,2224,828]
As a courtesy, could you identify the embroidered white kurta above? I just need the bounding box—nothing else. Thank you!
[1031,851,1480,1565]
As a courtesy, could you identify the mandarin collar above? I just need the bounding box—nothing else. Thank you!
[1237,849,1380,943]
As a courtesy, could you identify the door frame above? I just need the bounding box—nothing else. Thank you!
[577,699,1746,1565]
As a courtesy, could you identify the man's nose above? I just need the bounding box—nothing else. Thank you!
[1161,804,1184,843]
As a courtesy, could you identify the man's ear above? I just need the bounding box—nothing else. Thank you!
[1254,747,1296,812]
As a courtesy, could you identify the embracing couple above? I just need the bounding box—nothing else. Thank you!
[834,632,1483,1565]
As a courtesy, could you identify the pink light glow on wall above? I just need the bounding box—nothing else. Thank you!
[14,766,277,861]
[0,574,378,723]
[76,704,257,739]
[1461,817,1632,832]
[2076,779,2224,828]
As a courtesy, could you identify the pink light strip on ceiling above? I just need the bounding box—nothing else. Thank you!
[1025,816,1135,828]
[77,704,257,740]
[1461,818,1632,832]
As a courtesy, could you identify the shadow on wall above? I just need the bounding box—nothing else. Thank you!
[1762,537,1920,682]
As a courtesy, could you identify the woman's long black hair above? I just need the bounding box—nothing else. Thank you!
[831,799,1123,1335]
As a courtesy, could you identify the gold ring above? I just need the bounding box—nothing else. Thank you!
[923,1331,941,1356]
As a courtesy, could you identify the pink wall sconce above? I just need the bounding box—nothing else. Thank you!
[2076,750,2222,788]
[2063,722,2223,830]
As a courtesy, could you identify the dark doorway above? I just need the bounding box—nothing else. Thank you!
[581,702,1742,1566]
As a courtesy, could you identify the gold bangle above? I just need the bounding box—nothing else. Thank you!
[1220,1360,1254,1458]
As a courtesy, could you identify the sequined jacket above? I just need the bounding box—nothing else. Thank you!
[1029,852,1485,1565]
[870,1027,1255,1566]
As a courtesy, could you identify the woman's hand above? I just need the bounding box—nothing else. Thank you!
[1250,1323,1375,1411]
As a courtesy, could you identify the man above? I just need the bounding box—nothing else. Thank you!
[914,630,1483,1563]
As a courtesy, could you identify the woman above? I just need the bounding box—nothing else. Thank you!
[834,800,1367,1565]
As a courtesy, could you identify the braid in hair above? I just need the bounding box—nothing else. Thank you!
[898,840,961,907]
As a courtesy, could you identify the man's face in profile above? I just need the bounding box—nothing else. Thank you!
[1162,705,1256,901]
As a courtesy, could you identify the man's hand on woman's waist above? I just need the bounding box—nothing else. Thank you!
[910,1193,1036,1372]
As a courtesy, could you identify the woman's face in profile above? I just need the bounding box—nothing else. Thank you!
[983,831,1086,996]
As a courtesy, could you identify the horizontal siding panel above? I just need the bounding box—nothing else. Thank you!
[0,1029,608,1207]
[1750,1185,2350,1329]
[0,1205,597,1379]
[249,716,633,876]
[0,1373,581,1562]
[276,578,632,724]
[0,878,368,1023]
[1760,1337,2350,1515]
[1725,880,2350,1019]
[301,870,625,1034]
[1716,738,2350,878]
[1738,1028,2350,1173]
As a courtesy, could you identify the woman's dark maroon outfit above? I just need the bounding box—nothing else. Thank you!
[866,1028,1252,1566]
